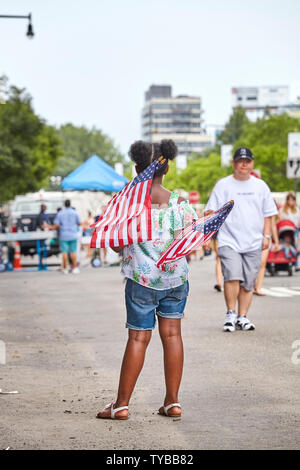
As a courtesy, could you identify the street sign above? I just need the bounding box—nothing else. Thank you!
[188,191,200,204]
[287,133,300,179]
[286,158,300,179]
[176,154,187,171]
[288,133,300,158]
[221,145,233,166]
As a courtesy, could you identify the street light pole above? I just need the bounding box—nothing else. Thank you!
[0,13,34,38]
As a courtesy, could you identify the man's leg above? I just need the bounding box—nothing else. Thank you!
[62,253,68,269]
[224,280,240,311]
[236,250,261,330]
[238,286,253,317]
[218,246,244,332]
[71,252,77,269]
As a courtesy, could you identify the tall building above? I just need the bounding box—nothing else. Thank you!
[231,86,289,121]
[142,85,212,156]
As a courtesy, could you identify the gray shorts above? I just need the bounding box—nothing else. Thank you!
[218,246,262,291]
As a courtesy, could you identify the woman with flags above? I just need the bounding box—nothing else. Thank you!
[95,139,197,420]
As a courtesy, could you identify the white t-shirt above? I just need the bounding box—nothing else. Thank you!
[205,175,278,253]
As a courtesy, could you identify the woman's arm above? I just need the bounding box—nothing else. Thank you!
[271,216,280,251]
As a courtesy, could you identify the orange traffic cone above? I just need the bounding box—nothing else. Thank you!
[13,242,23,270]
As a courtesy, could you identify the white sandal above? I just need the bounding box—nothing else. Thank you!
[96,401,129,420]
[159,403,181,417]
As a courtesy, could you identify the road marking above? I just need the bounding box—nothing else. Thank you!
[271,287,300,296]
[261,287,300,297]
[260,288,291,297]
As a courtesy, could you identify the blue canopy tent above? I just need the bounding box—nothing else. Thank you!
[61,154,128,192]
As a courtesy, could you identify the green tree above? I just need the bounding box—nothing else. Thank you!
[219,106,250,145]
[234,113,300,191]
[235,113,300,148]
[164,153,230,203]
[0,77,61,202]
[55,123,123,177]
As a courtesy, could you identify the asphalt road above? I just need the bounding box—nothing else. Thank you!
[0,255,299,450]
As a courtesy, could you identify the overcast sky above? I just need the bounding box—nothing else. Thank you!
[1,0,300,156]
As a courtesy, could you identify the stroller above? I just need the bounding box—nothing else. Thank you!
[267,219,298,276]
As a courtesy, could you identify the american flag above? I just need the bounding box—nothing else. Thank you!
[90,157,167,248]
[156,200,234,269]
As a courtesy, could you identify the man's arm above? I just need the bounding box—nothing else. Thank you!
[262,216,272,250]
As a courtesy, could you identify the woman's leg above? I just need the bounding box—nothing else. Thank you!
[158,317,183,415]
[254,248,269,294]
[216,256,223,287]
[97,328,152,418]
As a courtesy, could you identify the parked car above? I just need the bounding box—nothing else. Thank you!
[12,196,63,257]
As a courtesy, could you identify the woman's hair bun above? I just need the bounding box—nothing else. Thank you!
[160,139,178,161]
[129,140,151,166]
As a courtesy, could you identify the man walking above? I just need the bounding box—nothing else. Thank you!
[205,148,277,332]
[53,200,81,274]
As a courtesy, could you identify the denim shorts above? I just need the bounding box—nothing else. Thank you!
[125,278,189,330]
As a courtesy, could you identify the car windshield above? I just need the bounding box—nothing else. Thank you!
[16,201,63,214]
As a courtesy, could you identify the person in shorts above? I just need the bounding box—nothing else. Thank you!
[96,139,198,420]
[205,147,278,332]
[52,200,81,274]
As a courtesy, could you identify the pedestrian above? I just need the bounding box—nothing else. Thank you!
[96,139,197,420]
[205,147,278,332]
[52,200,81,274]
[279,193,300,271]
[82,211,94,257]
[212,238,223,292]
[254,214,280,295]
[36,204,51,268]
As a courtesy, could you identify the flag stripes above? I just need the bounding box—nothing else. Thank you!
[90,157,166,248]
[157,201,234,268]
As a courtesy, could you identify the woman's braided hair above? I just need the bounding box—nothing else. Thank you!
[129,139,178,177]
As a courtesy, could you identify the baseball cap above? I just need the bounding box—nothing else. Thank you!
[233,147,254,161]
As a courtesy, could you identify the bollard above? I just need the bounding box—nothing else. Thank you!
[13,242,23,270]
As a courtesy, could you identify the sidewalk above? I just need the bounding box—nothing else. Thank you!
[0,257,299,450]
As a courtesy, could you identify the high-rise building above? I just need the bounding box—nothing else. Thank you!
[231,86,289,121]
[142,85,212,156]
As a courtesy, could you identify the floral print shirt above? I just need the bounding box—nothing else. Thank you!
[121,192,197,290]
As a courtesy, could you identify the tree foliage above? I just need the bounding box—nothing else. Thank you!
[218,106,250,145]
[164,153,230,203]
[0,77,61,202]
[164,112,300,201]
[55,123,123,177]
[234,113,300,191]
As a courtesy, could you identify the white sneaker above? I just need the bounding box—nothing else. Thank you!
[72,267,80,274]
[236,316,255,331]
[62,269,69,275]
[223,310,237,332]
